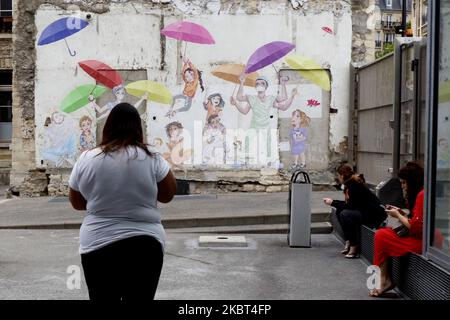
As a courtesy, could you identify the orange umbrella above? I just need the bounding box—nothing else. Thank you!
[211,64,259,87]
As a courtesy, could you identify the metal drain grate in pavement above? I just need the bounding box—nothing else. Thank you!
[198,235,248,248]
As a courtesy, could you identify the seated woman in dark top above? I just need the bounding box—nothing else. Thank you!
[324,164,387,258]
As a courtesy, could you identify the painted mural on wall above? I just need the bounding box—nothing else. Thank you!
[35,13,332,171]
[40,111,79,167]
[289,109,311,169]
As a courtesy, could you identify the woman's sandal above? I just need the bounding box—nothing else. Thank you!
[345,252,360,259]
[369,283,396,297]
[340,242,350,254]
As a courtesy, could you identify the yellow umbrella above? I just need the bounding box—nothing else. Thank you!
[439,81,450,103]
[285,54,331,91]
[211,63,259,87]
[125,80,173,105]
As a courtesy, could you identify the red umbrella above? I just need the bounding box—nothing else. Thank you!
[78,60,123,89]
[322,26,333,35]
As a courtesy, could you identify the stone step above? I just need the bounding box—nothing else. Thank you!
[0,161,12,168]
[167,222,333,234]
[161,211,330,228]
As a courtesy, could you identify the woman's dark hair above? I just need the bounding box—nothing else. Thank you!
[337,164,355,182]
[198,70,205,92]
[99,103,152,157]
[165,121,183,138]
[398,161,424,209]
[204,93,225,110]
[185,68,205,92]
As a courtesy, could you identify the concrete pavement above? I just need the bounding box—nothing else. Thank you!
[0,191,343,230]
[0,230,383,300]
[0,190,394,300]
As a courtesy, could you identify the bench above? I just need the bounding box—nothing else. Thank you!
[330,208,450,300]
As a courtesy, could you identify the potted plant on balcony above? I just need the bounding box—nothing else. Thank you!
[406,21,413,37]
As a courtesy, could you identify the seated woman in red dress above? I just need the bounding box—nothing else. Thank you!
[370,162,424,297]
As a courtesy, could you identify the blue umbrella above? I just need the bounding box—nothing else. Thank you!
[37,17,89,56]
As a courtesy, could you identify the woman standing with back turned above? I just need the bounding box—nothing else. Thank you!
[68,103,177,301]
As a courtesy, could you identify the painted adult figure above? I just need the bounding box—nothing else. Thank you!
[233,75,297,129]
[89,84,148,122]
[68,103,177,301]
[232,74,297,164]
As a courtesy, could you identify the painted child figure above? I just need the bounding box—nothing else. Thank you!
[203,114,226,165]
[203,92,225,121]
[78,115,96,152]
[290,109,310,169]
[163,121,193,172]
[166,56,204,118]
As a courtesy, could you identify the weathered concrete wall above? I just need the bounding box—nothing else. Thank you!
[351,0,377,65]
[11,0,369,196]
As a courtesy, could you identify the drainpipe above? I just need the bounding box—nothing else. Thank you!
[392,37,403,177]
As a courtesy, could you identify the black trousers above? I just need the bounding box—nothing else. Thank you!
[81,235,163,301]
[340,209,363,246]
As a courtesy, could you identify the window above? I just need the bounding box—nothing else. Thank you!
[0,0,12,33]
[384,32,394,43]
[427,0,450,270]
[386,0,392,8]
[0,70,12,142]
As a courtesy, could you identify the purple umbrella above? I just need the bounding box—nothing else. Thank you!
[245,41,295,74]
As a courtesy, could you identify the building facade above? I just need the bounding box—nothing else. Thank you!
[412,0,427,37]
[0,0,12,185]
[10,0,378,197]
[374,0,412,57]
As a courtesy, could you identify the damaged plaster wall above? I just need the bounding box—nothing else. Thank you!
[12,0,370,196]
[351,0,377,65]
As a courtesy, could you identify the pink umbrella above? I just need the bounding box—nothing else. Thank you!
[161,21,215,45]
[245,41,295,74]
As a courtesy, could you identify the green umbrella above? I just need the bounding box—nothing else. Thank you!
[60,84,107,113]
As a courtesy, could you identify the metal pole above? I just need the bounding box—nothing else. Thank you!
[402,0,407,37]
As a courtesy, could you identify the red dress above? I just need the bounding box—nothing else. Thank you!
[373,189,424,266]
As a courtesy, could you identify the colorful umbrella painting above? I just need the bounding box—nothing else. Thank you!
[78,60,123,89]
[161,21,215,45]
[60,84,107,113]
[125,80,173,105]
[285,54,331,91]
[245,41,295,74]
[212,64,260,87]
[322,26,333,35]
[439,81,450,103]
[37,17,89,56]
[307,99,321,107]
